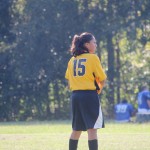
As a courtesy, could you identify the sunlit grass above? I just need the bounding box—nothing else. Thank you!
[0,120,150,150]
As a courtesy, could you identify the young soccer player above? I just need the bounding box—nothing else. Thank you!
[65,32,107,150]
[114,99,134,122]
[137,86,150,113]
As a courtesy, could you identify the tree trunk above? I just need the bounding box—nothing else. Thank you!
[107,33,115,117]
[116,40,121,104]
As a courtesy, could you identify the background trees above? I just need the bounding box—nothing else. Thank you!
[0,0,149,121]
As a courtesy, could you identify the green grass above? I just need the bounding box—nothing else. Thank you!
[0,120,150,150]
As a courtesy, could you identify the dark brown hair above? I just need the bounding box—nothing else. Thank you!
[70,32,94,57]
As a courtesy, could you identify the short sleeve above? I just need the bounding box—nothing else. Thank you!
[65,64,69,80]
[93,55,107,81]
[147,92,150,99]
[65,60,71,80]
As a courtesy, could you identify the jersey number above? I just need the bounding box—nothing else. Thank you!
[116,105,127,113]
[73,59,86,76]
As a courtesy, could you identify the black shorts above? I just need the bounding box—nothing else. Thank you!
[71,90,104,131]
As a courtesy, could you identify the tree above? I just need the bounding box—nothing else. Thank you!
[0,0,150,120]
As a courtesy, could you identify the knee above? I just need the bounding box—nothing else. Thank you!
[88,129,97,134]
[87,129,97,140]
[70,130,82,139]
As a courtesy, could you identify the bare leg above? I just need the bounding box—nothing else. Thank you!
[87,129,98,150]
[87,129,97,140]
[69,130,82,150]
[70,130,82,140]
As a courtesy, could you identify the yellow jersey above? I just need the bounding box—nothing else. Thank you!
[65,53,107,91]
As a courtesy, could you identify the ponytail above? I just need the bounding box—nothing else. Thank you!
[70,32,93,57]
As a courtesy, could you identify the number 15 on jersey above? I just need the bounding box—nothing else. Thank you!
[73,59,86,76]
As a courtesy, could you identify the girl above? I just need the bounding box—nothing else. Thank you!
[65,32,107,150]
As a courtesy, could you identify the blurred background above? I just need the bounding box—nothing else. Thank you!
[0,0,150,121]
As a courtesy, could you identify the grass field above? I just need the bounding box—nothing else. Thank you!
[0,120,150,150]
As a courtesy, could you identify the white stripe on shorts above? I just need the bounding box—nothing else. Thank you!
[94,105,103,129]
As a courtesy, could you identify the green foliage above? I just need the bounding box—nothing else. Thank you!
[0,0,150,120]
